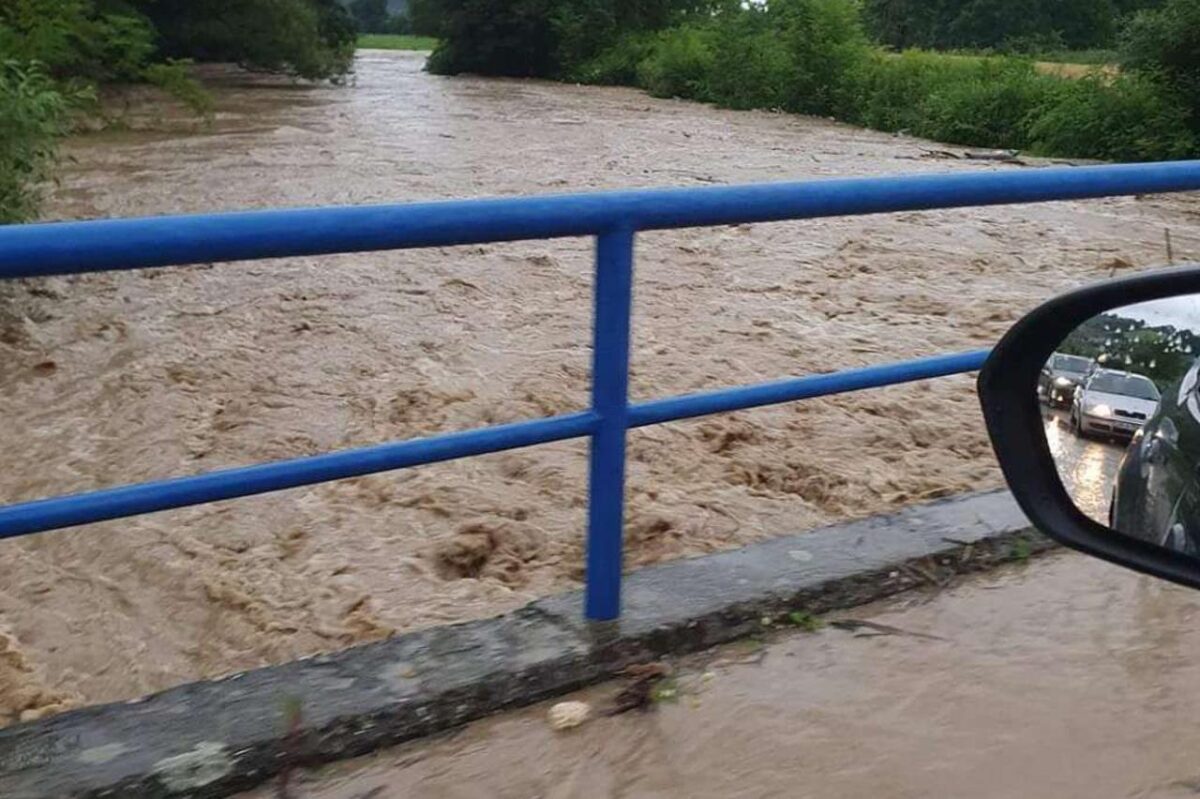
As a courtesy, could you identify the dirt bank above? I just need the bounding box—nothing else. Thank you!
[1,50,1198,722]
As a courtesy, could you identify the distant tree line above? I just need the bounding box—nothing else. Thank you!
[348,0,407,34]
[863,0,1165,52]
[1060,312,1200,390]
[421,0,1200,164]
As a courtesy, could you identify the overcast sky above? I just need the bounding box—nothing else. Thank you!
[1113,295,1200,331]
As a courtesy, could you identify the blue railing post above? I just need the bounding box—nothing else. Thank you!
[585,226,635,621]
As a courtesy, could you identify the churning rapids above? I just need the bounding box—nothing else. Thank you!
[1,50,1198,722]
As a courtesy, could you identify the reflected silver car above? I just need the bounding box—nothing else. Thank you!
[1070,368,1160,439]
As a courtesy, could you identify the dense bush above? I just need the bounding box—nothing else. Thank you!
[706,13,792,109]
[2,0,355,83]
[0,62,80,224]
[571,31,658,84]
[146,0,356,81]
[535,0,1197,162]
[426,0,721,77]
[1122,0,1200,131]
[0,0,157,82]
[349,0,390,33]
[1028,74,1195,159]
[426,0,561,77]
[773,0,871,117]
[636,26,715,99]
[896,58,1053,148]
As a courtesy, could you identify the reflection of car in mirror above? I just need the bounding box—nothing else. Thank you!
[1038,352,1093,408]
[978,270,1200,593]
[1069,368,1160,440]
[1112,360,1200,555]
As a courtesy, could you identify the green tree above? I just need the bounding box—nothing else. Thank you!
[0,62,80,223]
[0,0,157,81]
[425,0,719,77]
[426,0,561,77]
[350,0,390,32]
[144,0,356,80]
[406,0,443,36]
[864,0,1121,51]
[862,0,946,49]
[1122,0,1200,131]
[773,0,870,117]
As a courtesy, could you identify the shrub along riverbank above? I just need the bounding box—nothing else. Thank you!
[425,0,1199,163]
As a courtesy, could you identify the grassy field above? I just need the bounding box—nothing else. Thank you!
[357,34,438,51]
[1032,49,1120,65]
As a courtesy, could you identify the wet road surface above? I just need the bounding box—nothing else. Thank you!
[2,49,1200,721]
[238,553,1200,799]
[1044,408,1130,523]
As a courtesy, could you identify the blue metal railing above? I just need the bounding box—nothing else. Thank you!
[3,161,1200,620]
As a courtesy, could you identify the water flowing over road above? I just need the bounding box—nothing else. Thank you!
[238,554,1200,799]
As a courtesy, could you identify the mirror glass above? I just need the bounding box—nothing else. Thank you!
[1044,294,1200,557]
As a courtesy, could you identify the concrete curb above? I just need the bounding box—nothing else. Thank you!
[0,490,1047,798]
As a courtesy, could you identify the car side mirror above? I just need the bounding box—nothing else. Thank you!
[979,265,1200,589]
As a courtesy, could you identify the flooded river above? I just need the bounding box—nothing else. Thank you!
[2,50,1199,722]
[238,553,1200,799]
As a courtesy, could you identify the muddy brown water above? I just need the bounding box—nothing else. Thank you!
[2,50,1199,724]
[237,553,1200,799]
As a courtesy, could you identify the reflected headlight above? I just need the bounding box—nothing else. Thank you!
[1086,403,1113,417]
[1054,377,1073,386]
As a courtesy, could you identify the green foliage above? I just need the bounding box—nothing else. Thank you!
[0,61,81,223]
[570,31,657,84]
[773,0,871,117]
[1121,0,1200,130]
[1062,311,1200,388]
[636,26,715,99]
[863,0,1129,52]
[854,49,980,132]
[421,0,1196,161]
[1028,74,1195,159]
[2,0,356,83]
[2,0,360,222]
[145,0,356,81]
[903,57,1054,148]
[859,56,1056,149]
[143,60,214,114]
[0,0,157,82]
[426,0,720,77]
[406,0,443,36]
[786,610,825,631]
[706,12,792,109]
[350,0,390,33]
[427,0,561,77]
[350,0,412,34]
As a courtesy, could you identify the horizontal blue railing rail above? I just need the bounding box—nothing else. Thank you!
[3,161,1200,620]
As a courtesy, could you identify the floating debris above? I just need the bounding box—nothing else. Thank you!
[547,700,592,730]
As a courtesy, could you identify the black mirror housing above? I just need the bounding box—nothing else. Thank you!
[978,264,1200,590]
